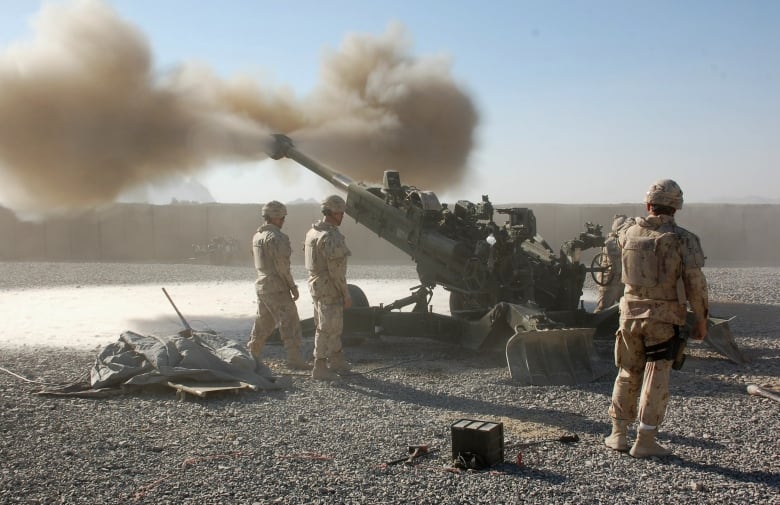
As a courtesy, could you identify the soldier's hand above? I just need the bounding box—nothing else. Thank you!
[344,295,352,309]
[290,285,299,301]
[692,319,708,341]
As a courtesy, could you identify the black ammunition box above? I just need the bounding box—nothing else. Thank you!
[451,419,504,468]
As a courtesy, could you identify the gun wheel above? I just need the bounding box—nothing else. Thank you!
[347,284,369,307]
[343,284,369,346]
[590,252,614,287]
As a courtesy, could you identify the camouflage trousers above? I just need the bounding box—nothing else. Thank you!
[609,318,674,427]
[248,291,302,358]
[311,298,344,360]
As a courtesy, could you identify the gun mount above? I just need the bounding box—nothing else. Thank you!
[265,134,742,383]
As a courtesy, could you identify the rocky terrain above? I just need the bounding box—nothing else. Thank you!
[1,262,778,504]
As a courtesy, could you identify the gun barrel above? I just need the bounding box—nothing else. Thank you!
[268,134,353,192]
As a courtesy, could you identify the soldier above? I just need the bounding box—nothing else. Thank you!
[247,201,310,370]
[305,194,352,381]
[604,179,709,458]
[594,214,634,313]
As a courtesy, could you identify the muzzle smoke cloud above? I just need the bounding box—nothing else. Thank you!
[0,0,478,216]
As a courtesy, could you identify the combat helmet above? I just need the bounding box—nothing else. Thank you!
[321,194,347,214]
[644,179,683,210]
[262,200,287,219]
[611,214,628,232]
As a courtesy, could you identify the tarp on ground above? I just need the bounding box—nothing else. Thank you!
[89,330,289,390]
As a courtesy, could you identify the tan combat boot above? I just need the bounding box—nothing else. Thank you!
[286,353,312,371]
[311,358,336,381]
[328,351,351,373]
[630,429,672,458]
[604,419,631,452]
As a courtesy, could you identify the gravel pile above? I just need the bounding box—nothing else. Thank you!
[1,263,779,504]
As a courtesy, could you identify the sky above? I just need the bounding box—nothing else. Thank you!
[1,0,778,208]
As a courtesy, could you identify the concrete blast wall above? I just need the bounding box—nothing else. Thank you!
[1,203,777,266]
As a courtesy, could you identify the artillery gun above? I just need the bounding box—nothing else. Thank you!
[265,134,744,383]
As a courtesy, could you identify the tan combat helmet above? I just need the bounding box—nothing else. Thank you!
[262,200,287,219]
[644,179,683,210]
[321,194,347,214]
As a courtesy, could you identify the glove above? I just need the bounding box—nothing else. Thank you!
[290,285,300,301]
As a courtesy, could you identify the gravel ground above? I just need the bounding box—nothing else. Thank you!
[1,263,779,504]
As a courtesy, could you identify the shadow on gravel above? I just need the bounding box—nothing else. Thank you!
[665,433,726,451]
[489,464,568,484]
[332,373,607,437]
[659,458,780,489]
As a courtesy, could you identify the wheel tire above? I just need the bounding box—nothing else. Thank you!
[449,291,465,314]
[449,291,489,318]
[590,252,614,287]
[343,284,369,346]
[347,284,369,307]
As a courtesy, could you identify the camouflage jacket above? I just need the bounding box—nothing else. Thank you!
[252,224,296,294]
[618,214,708,325]
[599,218,634,286]
[599,234,623,285]
[304,219,351,303]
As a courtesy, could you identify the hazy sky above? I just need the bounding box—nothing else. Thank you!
[1,0,778,206]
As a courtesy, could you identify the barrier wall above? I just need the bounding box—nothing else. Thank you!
[0,202,777,266]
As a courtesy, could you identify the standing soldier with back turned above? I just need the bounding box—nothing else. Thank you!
[604,179,709,458]
[305,194,352,381]
[247,201,310,370]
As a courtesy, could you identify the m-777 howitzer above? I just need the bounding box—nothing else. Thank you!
[265,134,745,384]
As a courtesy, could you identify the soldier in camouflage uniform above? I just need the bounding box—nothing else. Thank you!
[305,195,352,381]
[247,201,310,370]
[594,214,634,313]
[605,180,709,458]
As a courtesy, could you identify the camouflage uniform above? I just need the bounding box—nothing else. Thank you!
[247,221,304,363]
[595,215,634,312]
[304,219,351,361]
[606,180,708,457]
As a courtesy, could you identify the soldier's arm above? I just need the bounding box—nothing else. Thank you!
[680,230,709,339]
[331,256,351,308]
[270,235,299,298]
[322,234,351,304]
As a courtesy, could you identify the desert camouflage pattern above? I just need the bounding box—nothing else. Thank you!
[321,194,347,213]
[305,219,351,360]
[253,224,296,295]
[609,319,674,426]
[262,200,287,219]
[618,214,708,325]
[304,220,351,304]
[248,223,302,358]
[248,291,303,358]
[609,212,709,429]
[644,179,684,210]
[311,301,344,359]
[595,216,634,312]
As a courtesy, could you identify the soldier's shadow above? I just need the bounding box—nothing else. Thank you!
[658,457,779,489]
[332,371,606,438]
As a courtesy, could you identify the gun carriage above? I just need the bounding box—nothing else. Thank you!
[265,134,743,384]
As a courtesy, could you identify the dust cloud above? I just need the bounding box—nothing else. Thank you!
[0,1,477,217]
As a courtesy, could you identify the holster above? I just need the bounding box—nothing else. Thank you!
[645,325,687,370]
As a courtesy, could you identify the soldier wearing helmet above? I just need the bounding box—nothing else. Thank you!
[594,214,635,313]
[247,200,310,370]
[304,194,352,380]
[605,179,709,458]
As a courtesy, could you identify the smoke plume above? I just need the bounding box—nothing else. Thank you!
[0,0,477,216]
